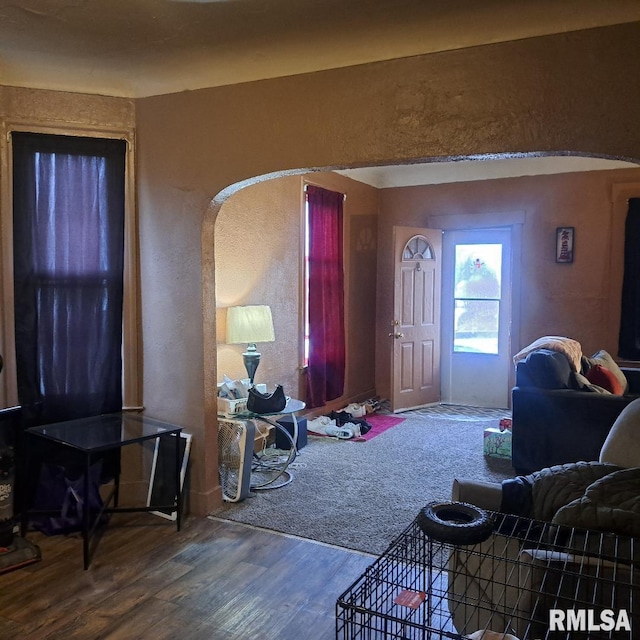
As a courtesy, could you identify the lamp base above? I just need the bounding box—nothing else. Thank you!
[242,344,261,386]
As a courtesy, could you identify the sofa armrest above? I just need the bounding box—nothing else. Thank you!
[452,478,502,511]
[511,386,636,474]
[621,367,640,394]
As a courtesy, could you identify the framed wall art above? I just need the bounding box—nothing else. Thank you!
[556,227,574,263]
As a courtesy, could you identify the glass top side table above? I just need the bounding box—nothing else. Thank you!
[28,412,182,452]
[22,412,184,569]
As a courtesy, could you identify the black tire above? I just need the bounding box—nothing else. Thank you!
[416,501,494,545]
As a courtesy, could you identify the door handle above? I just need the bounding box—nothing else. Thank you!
[388,332,404,339]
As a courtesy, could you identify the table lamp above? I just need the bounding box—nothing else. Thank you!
[225,305,275,385]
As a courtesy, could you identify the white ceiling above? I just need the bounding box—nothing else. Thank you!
[1,0,640,99]
[336,156,640,188]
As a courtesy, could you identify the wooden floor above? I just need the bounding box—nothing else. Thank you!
[0,514,375,639]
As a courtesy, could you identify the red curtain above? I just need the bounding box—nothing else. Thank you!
[306,185,345,408]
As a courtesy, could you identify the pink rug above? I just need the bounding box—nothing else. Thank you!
[356,414,405,441]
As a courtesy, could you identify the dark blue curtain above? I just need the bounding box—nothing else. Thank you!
[619,198,640,360]
[12,133,126,426]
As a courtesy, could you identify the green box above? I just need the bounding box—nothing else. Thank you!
[483,427,512,459]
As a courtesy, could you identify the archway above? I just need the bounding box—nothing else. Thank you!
[133,22,640,517]
[204,154,640,512]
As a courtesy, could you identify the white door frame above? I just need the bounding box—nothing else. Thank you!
[429,211,523,407]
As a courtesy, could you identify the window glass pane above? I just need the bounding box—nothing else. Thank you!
[304,200,310,366]
[403,235,433,260]
[454,299,500,354]
[454,244,502,299]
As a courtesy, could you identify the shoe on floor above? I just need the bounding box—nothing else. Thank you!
[342,421,361,437]
[324,425,354,439]
[329,410,354,426]
[343,403,366,418]
[307,416,337,435]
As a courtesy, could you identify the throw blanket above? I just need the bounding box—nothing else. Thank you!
[502,462,640,538]
[513,336,582,371]
[553,467,640,536]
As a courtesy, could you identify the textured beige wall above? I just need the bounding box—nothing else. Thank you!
[376,168,640,400]
[135,23,640,514]
[215,175,304,396]
[215,171,378,408]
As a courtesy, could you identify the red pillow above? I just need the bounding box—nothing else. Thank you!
[586,364,624,395]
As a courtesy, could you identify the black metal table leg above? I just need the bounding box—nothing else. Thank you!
[83,453,91,570]
[19,435,31,537]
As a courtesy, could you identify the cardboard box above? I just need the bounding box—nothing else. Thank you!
[253,421,274,452]
[217,396,248,416]
[483,427,512,460]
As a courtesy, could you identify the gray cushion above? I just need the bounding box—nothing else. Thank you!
[571,371,609,393]
[524,349,572,389]
[600,398,640,467]
[587,349,629,394]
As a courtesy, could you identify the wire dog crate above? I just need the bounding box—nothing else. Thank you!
[336,507,638,639]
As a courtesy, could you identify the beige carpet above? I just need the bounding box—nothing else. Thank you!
[211,405,514,555]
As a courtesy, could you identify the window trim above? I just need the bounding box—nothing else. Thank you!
[0,122,140,409]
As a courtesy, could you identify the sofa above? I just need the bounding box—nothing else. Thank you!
[448,398,640,639]
[455,395,640,525]
[511,341,640,474]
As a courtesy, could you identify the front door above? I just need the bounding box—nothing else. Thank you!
[441,228,512,408]
[391,227,442,412]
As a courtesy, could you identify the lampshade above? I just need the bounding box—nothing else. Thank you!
[225,305,275,345]
[225,305,275,385]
